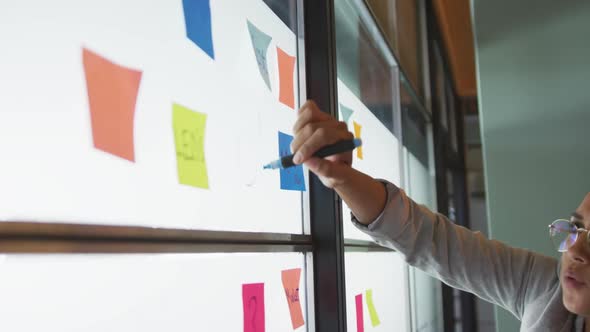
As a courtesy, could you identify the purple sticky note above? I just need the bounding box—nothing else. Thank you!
[183,0,215,59]
[242,283,265,332]
[278,132,306,191]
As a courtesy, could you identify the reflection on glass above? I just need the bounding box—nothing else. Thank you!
[401,84,428,167]
[434,43,449,131]
[262,0,297,33]
[402,80,433,208]
[366,0,422,96]
[335,0,398,135]
[446,80,459,153]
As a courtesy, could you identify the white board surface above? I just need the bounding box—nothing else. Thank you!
[0,0,305,233]
[337,79,401,241]
[345,252,410,332]
[0,253,308,332]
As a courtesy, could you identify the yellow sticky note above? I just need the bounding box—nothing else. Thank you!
[353,121,363,159]
[366,289,381,327]
[173,103,209,189]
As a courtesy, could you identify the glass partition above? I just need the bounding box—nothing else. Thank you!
[335,0,402,242]
[0,253,308,331]
[345,252,410,332]
[365,0,423,97]
[401,81,443,332]
[0,0,305,234]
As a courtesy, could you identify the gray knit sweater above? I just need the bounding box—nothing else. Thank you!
[352,181,585,332]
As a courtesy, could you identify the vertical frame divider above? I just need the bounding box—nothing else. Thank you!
[303,0,348,331]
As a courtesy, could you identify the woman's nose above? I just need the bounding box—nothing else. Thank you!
[567,231,590,263]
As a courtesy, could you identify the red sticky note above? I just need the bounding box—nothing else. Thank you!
[281,268,305,329]
[83,48,142,162]
[277,47,296,109]
[242,283,265,332]
[355,293,364,332]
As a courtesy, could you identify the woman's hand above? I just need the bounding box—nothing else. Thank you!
[291,100,355,189]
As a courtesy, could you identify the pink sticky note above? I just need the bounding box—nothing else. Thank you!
[83,48,142,162]
[355,293,364,332]
[277,47,296,109]
[242,283,265,332]
[281,268,304,329]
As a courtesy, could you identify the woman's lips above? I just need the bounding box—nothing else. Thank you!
[564,271,587,289]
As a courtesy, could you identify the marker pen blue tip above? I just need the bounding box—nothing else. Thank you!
[263,138,362,170]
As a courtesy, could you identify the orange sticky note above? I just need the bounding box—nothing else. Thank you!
[83,48,142,162]
[281,268,304,329]
[353,121,363,159]
[277,47,296,109]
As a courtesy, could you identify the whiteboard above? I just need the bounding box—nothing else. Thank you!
[345,252,410,332]
[0,0,305,233]
[337,79,401,241]
[0,253,308,332]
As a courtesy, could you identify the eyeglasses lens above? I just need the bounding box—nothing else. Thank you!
[550,220,577,252]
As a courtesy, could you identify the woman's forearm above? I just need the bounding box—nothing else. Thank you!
[333,167,387,225]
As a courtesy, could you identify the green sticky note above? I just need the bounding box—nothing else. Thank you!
[366,289,381,327]
[172,103,209,189]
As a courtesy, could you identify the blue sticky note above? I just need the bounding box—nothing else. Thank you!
[278,132,306,192]
[339,103,354,123]
[183,0,215,59]
[247,20,272,90]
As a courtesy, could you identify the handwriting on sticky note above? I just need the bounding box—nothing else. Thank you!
[278,132,306,191]
[355,293,364,332]
[247,20,272,90]
[83,47,142,162]
[172,103,209,189]
[277,47,296,109]
[353,121,363,159]
[281,268,304,329]
[365,289,381,327]
[242,283,265,332]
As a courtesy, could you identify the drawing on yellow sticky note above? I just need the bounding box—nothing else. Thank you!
[366,289,381,327]
[353,121,363,159]
[172,103,209,189]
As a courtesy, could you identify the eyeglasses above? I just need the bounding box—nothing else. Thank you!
[548,219,590,252]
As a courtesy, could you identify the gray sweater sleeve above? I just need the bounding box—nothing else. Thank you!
[352,180,559,320]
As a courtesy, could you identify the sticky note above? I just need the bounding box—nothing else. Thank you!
[247,21,272,90]
[355,293,364,332]
[172,103,209,189]
[339,104,354,123]
[83,48,142,162]
[277,47,296,109]
[281,268,305,329]
[365,289,381,327]
[353,121,363,159]
[278,132,306,191]
[183,0,215,59]
[242,283,265,332]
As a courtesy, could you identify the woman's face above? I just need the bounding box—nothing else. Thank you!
[561,193,590,315]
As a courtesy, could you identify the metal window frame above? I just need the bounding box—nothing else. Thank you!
[303,0,348,330]
[425,1,478,331]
